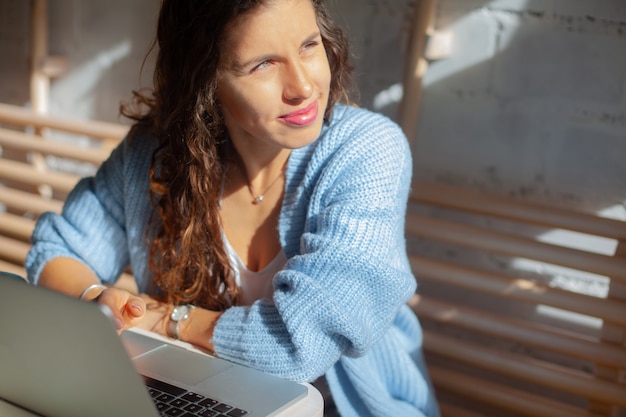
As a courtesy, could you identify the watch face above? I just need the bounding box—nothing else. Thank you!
[171,305,189,321]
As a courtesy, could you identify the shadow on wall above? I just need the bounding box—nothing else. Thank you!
[0,0,159,124]
[411,0,626,217]
[47,0,159,124]
[0,1,31,106]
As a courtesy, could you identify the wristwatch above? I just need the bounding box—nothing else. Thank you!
[167,304,195,340]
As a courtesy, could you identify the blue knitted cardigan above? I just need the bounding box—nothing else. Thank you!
[26,105,440,417]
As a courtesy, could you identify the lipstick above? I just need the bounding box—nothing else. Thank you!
[279,101,319,127]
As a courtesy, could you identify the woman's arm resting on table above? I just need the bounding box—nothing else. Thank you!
[178,307,223,355]
[38,257,146,330]
[39,258,222,350]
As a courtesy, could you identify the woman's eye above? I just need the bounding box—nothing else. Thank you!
[303,41,319,51]
[251,60,272,73]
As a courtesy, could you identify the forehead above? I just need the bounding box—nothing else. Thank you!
[220,0,319,63]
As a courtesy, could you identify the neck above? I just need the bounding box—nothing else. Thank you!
[227,144,290,205]
[232,145,290,187]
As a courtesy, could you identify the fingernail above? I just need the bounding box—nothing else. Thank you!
[115,317,123,330]
[130,303,143,314]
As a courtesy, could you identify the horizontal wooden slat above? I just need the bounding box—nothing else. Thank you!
[0,235,30,265]
[438,404,487,417]
[429,366,605,417]
[0,159,79,194]
[0,103,128,142]
[410,256,626,326]
[0,127,111,165]
[412,295,626,369]
[409,182,626,413]
[0,187,63,215]
[407,213,626,284]
[0,104,138,306]
[0,212,36,241]
[425,331,626,407]
[0,259,26,277]
[411,181,626,241]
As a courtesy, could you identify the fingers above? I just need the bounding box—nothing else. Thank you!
[97,288,146,331]
[125,295,146,318]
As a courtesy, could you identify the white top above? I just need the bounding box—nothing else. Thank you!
[222,233,286,306]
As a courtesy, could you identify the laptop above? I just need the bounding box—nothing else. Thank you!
[0,273,308,417]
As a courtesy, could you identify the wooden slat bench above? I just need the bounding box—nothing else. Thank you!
[407,181,626,417]
[0,103,128,279]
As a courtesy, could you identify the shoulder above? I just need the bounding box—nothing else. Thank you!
[95,126,157,194]
[104,126,158,168]
[313,104,411,171]
[327,104,405,136]
[321,104,409,157]
[296,105,413,200]
[123,125,159,154]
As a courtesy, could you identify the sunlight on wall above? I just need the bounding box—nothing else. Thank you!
[597,203,626,222]
[536,304,604,329]
[51,40,132,117]
[373,83,403,111]
[420,4,525,89]
[510,213,623,330]
[371,2,529,113]
[537,229,617,256]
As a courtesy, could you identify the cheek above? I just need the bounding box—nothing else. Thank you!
[217,88,247,130]
[314,55,332,90]
[316,61,332,117]
[218,82,277,128]
[218,83,254,117]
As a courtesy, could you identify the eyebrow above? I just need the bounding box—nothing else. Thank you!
[230,30,322,73]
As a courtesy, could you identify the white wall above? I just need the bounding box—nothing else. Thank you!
[411,0,626,217]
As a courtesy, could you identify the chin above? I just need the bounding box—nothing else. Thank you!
[292,123,325,149]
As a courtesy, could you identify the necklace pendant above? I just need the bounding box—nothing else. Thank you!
[253,195,264,204]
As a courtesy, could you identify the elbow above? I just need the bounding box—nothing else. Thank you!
[283,333,367,382]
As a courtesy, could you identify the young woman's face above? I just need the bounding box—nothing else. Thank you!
[217,0,331,151]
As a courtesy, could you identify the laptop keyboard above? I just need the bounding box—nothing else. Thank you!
[145,376,248,417]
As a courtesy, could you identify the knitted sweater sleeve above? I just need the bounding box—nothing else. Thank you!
[26,137,132,285]
[213,109,416,382]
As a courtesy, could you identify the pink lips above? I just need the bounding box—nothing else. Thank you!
[279,101,319,127]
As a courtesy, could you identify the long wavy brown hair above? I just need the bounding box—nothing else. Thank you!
[121,0,355,310]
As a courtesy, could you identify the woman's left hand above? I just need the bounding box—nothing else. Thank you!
[130,293,170,335]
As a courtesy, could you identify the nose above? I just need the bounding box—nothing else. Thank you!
[282,60,313,102]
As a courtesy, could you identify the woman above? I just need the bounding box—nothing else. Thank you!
[26,0,440,416]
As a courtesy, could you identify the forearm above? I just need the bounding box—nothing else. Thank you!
[177,307,222,354]
[38,257,103,299]
[36,257,150,332]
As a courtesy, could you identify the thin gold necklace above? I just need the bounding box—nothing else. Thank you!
[237,160,286,205]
